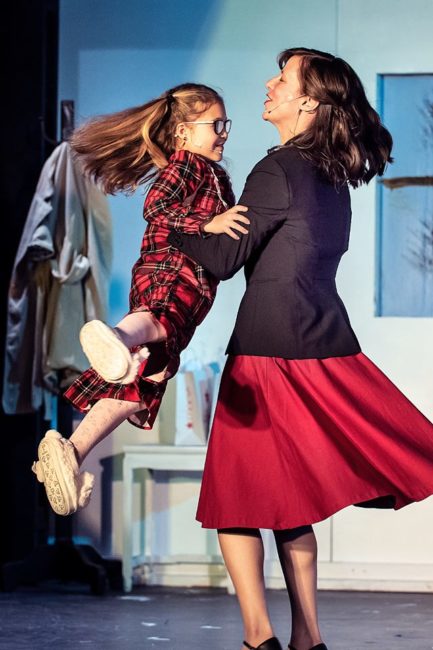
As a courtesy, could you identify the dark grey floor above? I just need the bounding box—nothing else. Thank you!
[0,585,433,650]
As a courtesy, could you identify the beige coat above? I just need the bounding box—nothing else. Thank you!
[3,142,112,414]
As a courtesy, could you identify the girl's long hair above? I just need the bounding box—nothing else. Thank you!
[278,47,393,188]
[70,83,223,194]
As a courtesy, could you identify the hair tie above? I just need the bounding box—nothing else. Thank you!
[155,93,175,133]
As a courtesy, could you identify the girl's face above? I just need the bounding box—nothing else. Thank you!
[176,102,230,162]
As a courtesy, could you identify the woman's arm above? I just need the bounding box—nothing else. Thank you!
[167,157,290,279]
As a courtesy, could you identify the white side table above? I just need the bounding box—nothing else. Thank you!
[122,444,207,592]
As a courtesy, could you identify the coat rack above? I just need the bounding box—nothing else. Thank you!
[1,101,122,595]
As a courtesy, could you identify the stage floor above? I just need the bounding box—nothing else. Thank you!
[0,586,432,649]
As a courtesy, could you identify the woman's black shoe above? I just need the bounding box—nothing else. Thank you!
[287,643,328,650]
[243,637,283,650]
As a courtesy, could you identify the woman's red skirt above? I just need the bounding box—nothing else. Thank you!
[196,353,433,530]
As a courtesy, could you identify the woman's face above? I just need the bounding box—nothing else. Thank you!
[263,55,306,127]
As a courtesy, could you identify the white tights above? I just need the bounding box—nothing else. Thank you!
[69,311,167,464]
[114,310,166,348]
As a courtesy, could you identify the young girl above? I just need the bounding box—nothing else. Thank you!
[31,83,248,517]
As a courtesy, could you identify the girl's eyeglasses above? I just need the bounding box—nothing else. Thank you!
[183,118,232,135]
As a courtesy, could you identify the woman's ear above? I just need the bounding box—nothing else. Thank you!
[300,97,320,113]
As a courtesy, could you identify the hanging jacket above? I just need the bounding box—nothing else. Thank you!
[3,141,112,414]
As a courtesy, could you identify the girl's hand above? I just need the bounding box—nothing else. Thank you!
[203,205,250,240]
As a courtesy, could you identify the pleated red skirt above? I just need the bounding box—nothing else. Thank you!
[196,353,433,529]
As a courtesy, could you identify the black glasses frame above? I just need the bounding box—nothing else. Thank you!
[183,118,232,135]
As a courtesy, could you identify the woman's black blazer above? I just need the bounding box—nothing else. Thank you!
[168,146,361,360]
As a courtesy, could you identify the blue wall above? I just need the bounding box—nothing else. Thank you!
[377,74,433,316]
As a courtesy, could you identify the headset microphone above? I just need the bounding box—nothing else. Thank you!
[267,95,306,114]
[267,101,288,114]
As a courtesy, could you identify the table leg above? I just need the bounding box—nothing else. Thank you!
[122,456,133,592]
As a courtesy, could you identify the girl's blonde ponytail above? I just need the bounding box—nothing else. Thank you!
[70,83,223,195]
[139,97,170,170]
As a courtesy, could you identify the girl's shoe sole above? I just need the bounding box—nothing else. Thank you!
[37,432,77,516]
[80,320,132,382]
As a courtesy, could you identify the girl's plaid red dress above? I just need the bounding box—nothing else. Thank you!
[64,150,235,429]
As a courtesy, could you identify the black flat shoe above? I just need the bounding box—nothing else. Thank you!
[243,637,283,650]
[287,643,328,650]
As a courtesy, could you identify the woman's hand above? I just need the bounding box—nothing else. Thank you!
[203,205,250,240]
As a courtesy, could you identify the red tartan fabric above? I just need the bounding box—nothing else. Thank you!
[64,150,235,429]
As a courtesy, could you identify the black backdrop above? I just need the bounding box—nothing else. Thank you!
[0,0,59,566]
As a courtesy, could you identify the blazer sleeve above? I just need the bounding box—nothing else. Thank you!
[167,157,290,280]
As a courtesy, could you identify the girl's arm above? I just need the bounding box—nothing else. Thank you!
[167,157,290,280]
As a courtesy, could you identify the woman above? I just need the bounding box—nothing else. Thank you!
[168,48,433,650]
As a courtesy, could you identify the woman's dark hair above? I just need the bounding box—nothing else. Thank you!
[70,83,223,194]
[278,47,393,188]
